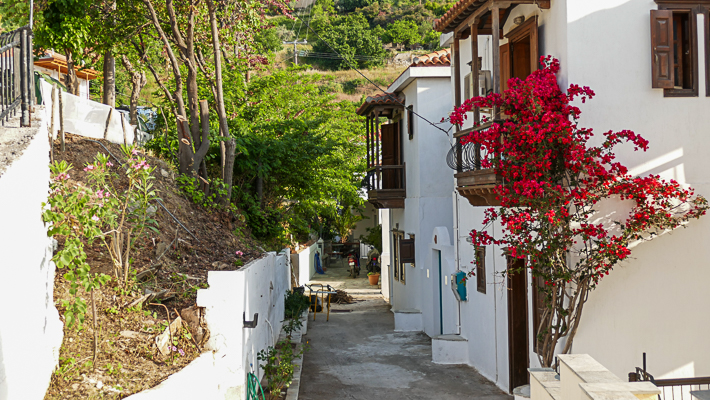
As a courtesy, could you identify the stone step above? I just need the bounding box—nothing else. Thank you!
[432,334,468,364]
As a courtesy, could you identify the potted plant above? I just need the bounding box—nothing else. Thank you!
[368,271,380,285]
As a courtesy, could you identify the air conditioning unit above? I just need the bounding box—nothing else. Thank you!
[464,70,493,100]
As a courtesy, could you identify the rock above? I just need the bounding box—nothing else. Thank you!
[155,242,168,258]
[147,205,157,215]
[211,261,230,270]
[120,330,149,340]
[180,306,207,346]
[96,381,103,390]
[160,168,169,178]
[71,383,79,390]
[155,316,183,356]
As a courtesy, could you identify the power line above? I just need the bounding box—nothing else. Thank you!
[291,12,452,136]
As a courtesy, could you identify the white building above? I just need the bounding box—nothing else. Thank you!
[433,0,710,394]
[356,50,455,333]
[34,51,98,99]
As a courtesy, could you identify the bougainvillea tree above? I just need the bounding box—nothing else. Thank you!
[449,56,708,367]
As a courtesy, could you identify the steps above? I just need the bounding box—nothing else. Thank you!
[431,334,468,364]
[393,309,423,332]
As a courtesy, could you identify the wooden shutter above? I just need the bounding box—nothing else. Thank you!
[500,43,511,92]
[651,9,675,89]
[400,238,415,264]
[407,106,414,140]
[464,72,472,100]
[476,247,486,294]
[381,123,397,189]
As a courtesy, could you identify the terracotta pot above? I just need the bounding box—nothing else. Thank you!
[368,274,380,285]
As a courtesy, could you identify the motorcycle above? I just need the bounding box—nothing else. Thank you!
[348,252,360,278]
[366,248,381,274]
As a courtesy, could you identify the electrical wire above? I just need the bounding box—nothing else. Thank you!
[290,11,453,136]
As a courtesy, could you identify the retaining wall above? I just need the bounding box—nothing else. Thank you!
[126,250,291,400]
[291,241,318,286]
[0,111,64,400]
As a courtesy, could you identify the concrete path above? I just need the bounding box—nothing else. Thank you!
[310,258,380,291]
[299,296,512,400]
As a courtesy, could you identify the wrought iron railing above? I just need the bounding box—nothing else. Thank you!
[0,25,33,126]
[365,164,406,192]
[629,354,710,400]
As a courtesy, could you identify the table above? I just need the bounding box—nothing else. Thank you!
[305,284,337,321]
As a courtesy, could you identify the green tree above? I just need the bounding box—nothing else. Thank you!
[311,14,386,70]
[384,20,421,46]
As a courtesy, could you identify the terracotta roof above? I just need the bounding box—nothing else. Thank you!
[356,93,405,116]
[411,49,451,67]
[34,51,99,80]
[434,0,488,33]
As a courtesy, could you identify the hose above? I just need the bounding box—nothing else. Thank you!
[85,139,200,242]
[246,372,265,400]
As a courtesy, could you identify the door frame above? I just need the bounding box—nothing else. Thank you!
[507,256,529,392]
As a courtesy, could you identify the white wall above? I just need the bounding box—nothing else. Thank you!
[451,0,710,390]
[292,241,318,286]
[0,112,64,400]
[386,73,456,338]
[127,250,291,400]
[566,0,710,381]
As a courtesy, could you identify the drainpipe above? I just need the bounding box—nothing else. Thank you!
[453,191,462,335]
[493,221,498,383]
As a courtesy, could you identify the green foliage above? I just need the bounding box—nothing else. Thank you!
[424,1,456,17]
[254,27,283,53]
[359,224,382,253]
[384,20,421,46]
[336,0,375,13]
[229,68,366,243]
[311,13,386,70]
[331,204,365,243]
[257,340,305,399]
[284,290,310,319]
[176,174,231,210]
[42,148,160,329]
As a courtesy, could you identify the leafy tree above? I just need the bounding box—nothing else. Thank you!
[311,14,386,70]
[384,20,420,46]
[336,0,375,13]
[228,68,366,243]
[255,27,284,53]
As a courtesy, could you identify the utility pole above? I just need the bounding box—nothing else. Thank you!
[283,39,307,65]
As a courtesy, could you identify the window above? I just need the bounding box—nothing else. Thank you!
[407,106,414,140]
[475,246,486,294]
[393,231,405,284]
[651,5,699,96]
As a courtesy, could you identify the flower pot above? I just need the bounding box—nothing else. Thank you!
[368,274,380,285]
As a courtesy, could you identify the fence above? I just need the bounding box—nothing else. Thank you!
[0,25,33,126]
[629,354,710,400]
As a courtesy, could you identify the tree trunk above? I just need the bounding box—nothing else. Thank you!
[102,50,116,107]
[207,0,234,205]
[64,51,80,96]
[120,55,146,125]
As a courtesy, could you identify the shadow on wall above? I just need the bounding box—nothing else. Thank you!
[566,0,710,381]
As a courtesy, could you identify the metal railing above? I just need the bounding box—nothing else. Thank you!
[365,164,406,191]
[0,25,33,126]
[629,354,710,400]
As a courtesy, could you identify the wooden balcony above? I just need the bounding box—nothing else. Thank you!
[366,164,406,209]
[455,169,502,206]
[447,123,503,207]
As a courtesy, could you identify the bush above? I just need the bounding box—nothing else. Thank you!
[284,290,310,319]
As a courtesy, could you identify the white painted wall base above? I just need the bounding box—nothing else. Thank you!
[432,334,469,364]
[126,250,291,400]
[0,110,64,400]
[393,309,423,332]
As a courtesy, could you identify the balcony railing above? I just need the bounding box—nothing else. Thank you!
[629,354,710,400]
[447,122,502,206]
[0,25,33,127]
[365,164,406,209]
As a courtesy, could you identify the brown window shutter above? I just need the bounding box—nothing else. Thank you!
[400,238,415,264]
[407,106,414,140]
[464,73,472,100]
[651,9,675,89]
[476,247,486,294]
[500,43,511,92]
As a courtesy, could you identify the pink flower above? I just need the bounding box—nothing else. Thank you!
[106,161,114,167]
[55,173,70,181]
[235,251,244,257]
[131,149,139,156]
[91,215,99,222]
[83,165,95,172]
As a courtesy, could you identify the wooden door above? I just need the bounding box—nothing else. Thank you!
[500,43,510,92]
[380,123,400,189]
[507,257,529,392]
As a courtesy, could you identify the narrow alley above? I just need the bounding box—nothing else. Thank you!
[300,262,512,400]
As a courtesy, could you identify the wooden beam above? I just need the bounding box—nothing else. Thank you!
[453,35,462,122]
[491,4,500,117]
[453,0,549,33]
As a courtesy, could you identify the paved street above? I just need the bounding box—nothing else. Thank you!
[299,290,512,400]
